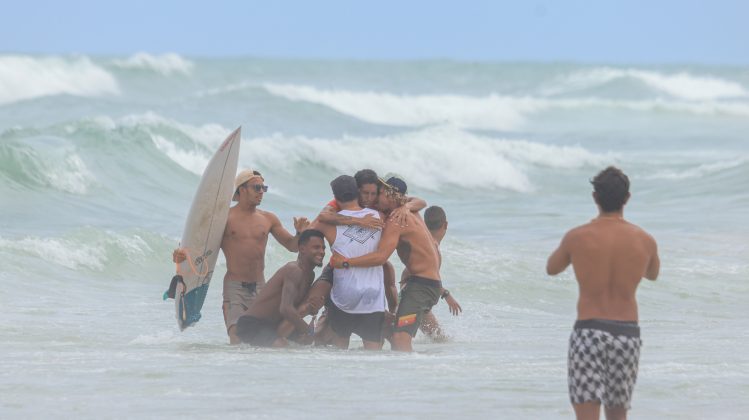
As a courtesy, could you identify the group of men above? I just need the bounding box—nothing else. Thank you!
[173,168,461,352]
[173,165,660,419]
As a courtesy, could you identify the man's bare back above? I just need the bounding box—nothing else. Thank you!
[547,216,659,321]
[547,166,659,419]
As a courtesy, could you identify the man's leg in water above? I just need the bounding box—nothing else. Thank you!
[603,406,627,420]
[573,402,601,420]
[419,311,445,339]
[391,331,413,352]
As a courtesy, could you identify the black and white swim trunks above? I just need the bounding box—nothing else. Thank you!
[568,319,642,409]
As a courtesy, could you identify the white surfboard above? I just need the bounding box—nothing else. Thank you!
[170,127,241,330]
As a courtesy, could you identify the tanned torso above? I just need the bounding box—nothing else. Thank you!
[245,262,314,322]
[562,217,658,321]
[222,206,276,283]
[393,212,441,280]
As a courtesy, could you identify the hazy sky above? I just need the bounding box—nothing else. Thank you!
[2,0,747,64]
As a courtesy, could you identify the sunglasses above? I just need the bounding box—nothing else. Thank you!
[244,184,268,192]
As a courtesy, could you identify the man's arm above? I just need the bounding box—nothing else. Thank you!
[546,232,572,275]
[317,206,383,230]
[644,236,660,281]
[331,220,402,268]
[279,270,310,335]
[269,213,309,252]
[389,197,427,226]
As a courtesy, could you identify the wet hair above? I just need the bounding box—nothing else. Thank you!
[590,166,630,212]
[298,229,324,246]
[424,206,447,231]
[330,175,359,202]
[354,169,378,188]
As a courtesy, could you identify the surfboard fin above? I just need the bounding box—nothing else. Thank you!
[163,274,184,300]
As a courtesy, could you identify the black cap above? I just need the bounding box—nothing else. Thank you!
[379,173,407,195]
[330,175,359,202]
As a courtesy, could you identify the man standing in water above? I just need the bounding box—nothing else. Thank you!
[546,166,660,420]
[310,175,388,350]
[174,169,309,344]
[234,229,326,347]
[331,176,461,352]
[399,205,459,340]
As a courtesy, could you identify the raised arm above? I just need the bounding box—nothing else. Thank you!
[546,232,572,275]
[331,219,402,268]
[269,213,309,252]
[389,196,427,227]
[317,206,383,230]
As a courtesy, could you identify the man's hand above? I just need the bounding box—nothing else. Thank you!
[330,252,346,269]
[297,331,314,346]
[354,214,384,230]
[293,217,310,233]
[305,296,325,316]
[389,207,409,227]
[445,294,462,316]
[172,248,187,263]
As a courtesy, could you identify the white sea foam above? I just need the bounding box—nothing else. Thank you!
[552,67,748,100]
[263,83,749,130]
[644,157,748,180]
[151,135,210,175]
[111,52,194,75]
[82,112,229,174]
[0,55,119,105]
[0,236,106,270]
[244,126,610,192]
[0,232,154,271]
[263,83,527,130]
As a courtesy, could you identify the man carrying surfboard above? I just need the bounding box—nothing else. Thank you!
[546,166,660,420]
[173,169,310,344]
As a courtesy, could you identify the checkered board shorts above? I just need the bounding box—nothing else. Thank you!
[568,326,641,409]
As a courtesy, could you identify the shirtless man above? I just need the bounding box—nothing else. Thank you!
[234,229,326,347]
[546,166,660,420]
[331,176,461,352]
[173,169,309,344]
[399,206,458,340]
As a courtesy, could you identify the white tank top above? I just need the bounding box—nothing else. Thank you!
[330,208,386,314]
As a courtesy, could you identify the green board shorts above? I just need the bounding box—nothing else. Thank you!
[394,276,442,337]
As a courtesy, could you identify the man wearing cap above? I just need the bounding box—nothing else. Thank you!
[304,175,388,349]
[330,175,462,352]
[173,169,310,344]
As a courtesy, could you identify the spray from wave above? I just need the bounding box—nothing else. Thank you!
[0,55,119,105]
[111,53,194,76]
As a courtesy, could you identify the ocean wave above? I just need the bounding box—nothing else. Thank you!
[244,126,610,192]
[0,136,97,194]
[263,83,749,130]
[643,157,748,180]
[0,55,119,105]
[551,67,747,101]
[0,229,164,271]
[111,52,194,76]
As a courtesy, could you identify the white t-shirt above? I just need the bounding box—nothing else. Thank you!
[330,208,386,314]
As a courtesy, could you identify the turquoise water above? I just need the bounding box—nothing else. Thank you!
[1,54,748,418]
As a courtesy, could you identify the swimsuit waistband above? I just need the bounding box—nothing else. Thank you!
[574,319,640,338]
[406,276,443,289]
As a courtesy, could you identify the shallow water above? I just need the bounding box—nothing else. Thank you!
[1,55,748,418]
